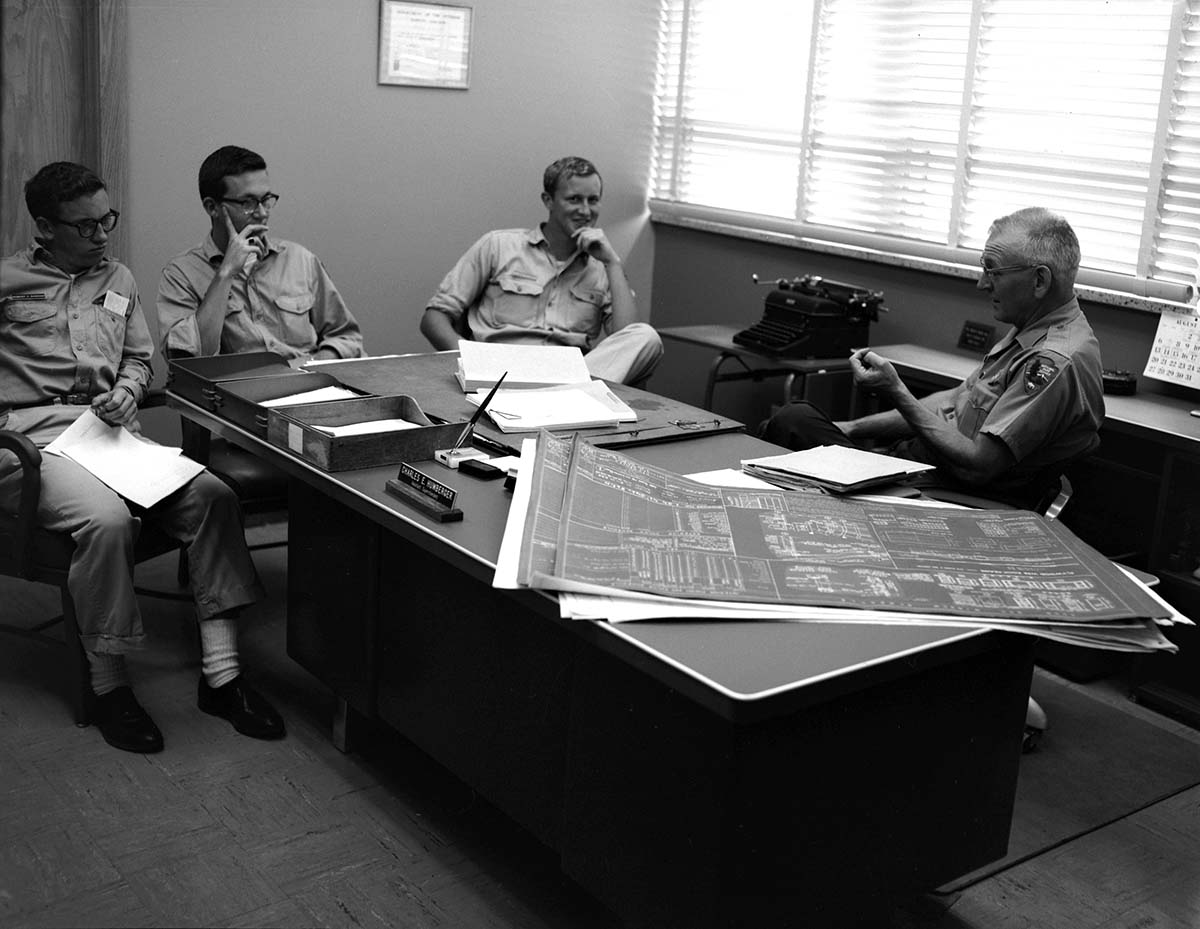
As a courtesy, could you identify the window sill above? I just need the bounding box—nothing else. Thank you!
[650,209,1196,316]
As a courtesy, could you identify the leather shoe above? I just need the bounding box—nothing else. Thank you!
[198,675,285,740]
[93,686,164,754]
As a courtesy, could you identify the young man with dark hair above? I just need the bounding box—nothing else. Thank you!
[157,145,364,364]
[0,161,284,753]
[421,155,662,385]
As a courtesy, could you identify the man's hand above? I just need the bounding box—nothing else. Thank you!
[573,226,621,265]
[91,386,137,427]
[219,207,268,278]
[848,348,903,395]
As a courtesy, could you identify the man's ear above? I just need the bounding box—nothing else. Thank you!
[33,216,55,240]
[1032,264,1053,297]
[202,197,221,221]
[540,190,553,210]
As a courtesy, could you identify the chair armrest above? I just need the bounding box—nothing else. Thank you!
[0,429,43,578]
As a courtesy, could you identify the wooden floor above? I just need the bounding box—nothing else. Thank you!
[2,522,1198,929]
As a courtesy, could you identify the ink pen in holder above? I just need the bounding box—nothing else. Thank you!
[450,371,507,453]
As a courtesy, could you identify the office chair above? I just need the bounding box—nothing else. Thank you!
[920,455,1092,754]
[0,428,189,725]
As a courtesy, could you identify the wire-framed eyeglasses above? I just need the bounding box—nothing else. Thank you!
[221,193,280,213]
[979,263,1037,283]
[53,210,120,239]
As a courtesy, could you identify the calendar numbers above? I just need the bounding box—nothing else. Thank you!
[1144,305,1200,389]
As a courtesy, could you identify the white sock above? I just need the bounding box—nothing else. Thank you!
[87,652,130,696]
[199,618,241,689]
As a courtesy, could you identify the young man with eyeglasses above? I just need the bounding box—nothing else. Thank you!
[156,145,363,365]
[759,207,1104,510]
[421,156,662,385]
[0,161,285,753]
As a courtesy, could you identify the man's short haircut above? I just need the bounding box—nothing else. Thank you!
[543,156,602,197]
[198,145,268,201]
[990,206,1081,289]
[24,162,106,220]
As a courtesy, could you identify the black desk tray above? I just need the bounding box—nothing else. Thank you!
[167,352,295,412]
[216,371,367,436]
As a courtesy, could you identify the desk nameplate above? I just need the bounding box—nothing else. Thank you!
[386,462,463,522]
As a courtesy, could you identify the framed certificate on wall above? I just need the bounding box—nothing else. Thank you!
[378,0,473,89]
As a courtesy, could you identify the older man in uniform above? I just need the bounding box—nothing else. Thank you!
[760,206,1104,510]
[0,162,283,753]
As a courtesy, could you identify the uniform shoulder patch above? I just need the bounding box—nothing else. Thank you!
[1023,354,1060,395]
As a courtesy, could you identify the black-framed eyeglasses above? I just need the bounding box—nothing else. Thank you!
[221,193,280,213]
[53,210,120,239]
[979,263,1038,283]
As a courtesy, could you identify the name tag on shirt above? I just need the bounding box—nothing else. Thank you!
[100,291,130,317]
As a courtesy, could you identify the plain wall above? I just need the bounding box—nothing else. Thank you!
[124,0,659,367]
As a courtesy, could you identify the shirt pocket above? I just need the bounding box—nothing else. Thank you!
[959,379,1002,438]
[486,273,544,327]
[94,305,129,362]
[563,284,606,334]
[2,302,62,357]
[273,293,317,346]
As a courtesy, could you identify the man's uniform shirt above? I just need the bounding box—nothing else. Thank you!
[157,234,363,361]
[896,297,1105,497]
[426,227,614,350]
[1,243,153,448]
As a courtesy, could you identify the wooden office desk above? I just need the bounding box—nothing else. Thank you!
[169,375,1033,929]
[869,342,1200,723]
[660,324,853,410]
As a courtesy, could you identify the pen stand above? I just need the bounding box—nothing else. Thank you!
[435,447,489,469]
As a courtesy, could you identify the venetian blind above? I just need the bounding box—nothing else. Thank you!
[651,0,1200,303]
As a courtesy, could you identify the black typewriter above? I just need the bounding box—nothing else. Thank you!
[732,274,886,358]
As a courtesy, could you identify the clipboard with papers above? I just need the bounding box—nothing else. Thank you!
[465,380,637,432]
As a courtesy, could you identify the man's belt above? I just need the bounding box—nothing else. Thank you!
[8,393,92,410]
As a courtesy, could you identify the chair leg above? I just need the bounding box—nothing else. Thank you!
[60,590,92,727]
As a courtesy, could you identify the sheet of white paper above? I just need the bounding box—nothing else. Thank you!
[258,386,362,407]
[686,468,778,489]
[467,381,636,431]
[44,411,205,508]
[457,340,591,389]
[314,418,420,437]
[493,438,539,589]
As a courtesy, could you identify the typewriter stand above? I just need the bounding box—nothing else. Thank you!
[659,324,853,411]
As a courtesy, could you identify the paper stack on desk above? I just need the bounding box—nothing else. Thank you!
[491,431,1186,653]
[466,381,636,432]
[456,340,592,391]
[742,445,936,493]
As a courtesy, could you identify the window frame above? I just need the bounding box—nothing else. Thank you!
[649,0,1200,313]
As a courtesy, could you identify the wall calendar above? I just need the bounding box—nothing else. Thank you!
[1144,303,1200,390]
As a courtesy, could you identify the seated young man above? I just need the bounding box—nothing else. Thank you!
[760,207,1104,509]
[420,156,662,386]
[0,162,284,753]
[157,145,364,365]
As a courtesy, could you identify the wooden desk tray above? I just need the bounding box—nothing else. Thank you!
[216,372,365,436]
[267,395,464,471]
[167,352,295,412]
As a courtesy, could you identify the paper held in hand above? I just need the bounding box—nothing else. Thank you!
[742,445,936,493]
[455,339,591,391]
[43,410,205,508]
